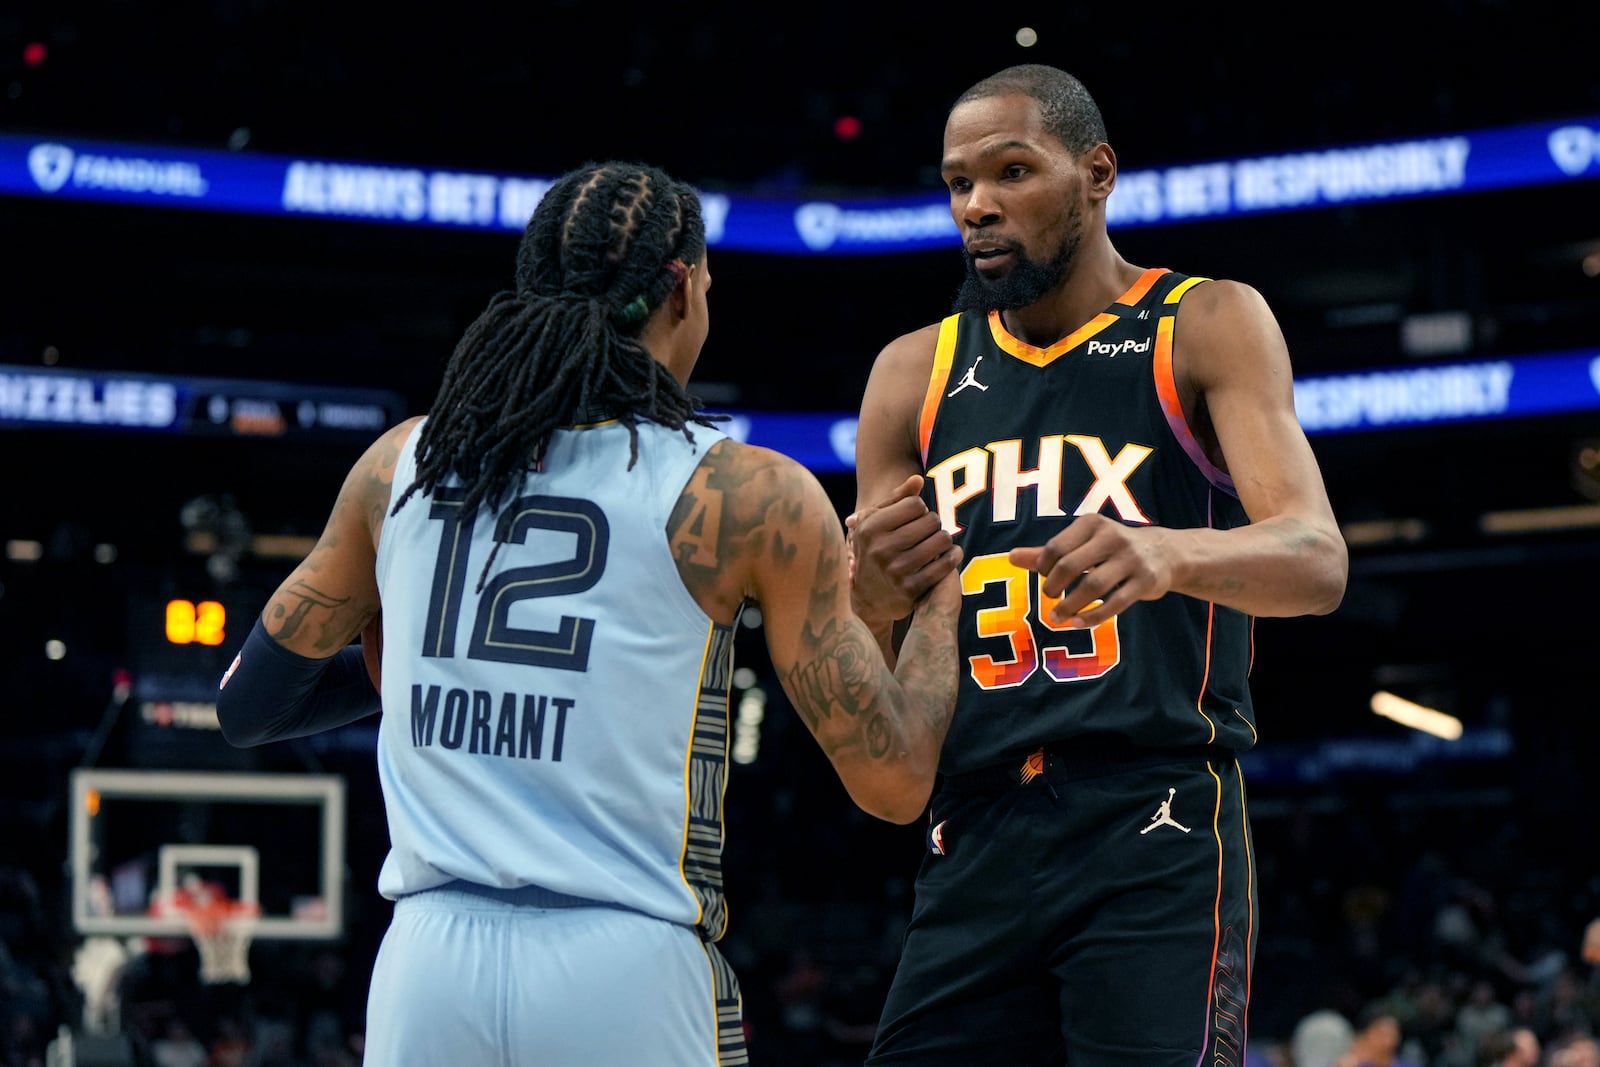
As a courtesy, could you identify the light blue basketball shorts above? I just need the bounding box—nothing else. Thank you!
[363,882,746,1066]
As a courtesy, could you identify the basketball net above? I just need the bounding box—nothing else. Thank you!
[173,892,259,985]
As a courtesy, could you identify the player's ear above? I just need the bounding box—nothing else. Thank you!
[1087,143,1116,199]
[666,259,691,319]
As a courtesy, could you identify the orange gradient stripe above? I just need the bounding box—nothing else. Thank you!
[919,315,961,464]
[987,267,1172,367]
[1118,266,1169,305]
[1205,763,1227,1060]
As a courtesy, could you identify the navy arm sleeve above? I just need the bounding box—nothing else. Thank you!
[216,616,382,747]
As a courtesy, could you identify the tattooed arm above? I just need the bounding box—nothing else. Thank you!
[215,418,416,746]
[670,440,962,824]
[260,417,416,654]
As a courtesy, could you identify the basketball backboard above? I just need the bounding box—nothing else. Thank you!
[68,768,345,940]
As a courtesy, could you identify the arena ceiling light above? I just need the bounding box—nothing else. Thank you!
[1370,690,1463,740]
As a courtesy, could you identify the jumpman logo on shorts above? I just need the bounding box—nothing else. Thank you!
[947,356,989,397]
[1139,787,1191,834]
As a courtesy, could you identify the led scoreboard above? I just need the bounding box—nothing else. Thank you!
[164,598,228,647]
[127,590,248,697]
[118,587,264,769]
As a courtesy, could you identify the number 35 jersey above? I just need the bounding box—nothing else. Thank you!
[920,267,1257,776]
[373,416,734,940]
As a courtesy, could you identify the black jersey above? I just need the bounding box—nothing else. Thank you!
[918,267,1256,775]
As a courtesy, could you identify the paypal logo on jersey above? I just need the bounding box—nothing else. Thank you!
[1085,337,1152,358]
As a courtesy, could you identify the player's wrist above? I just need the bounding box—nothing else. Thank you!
[850,593,902,632]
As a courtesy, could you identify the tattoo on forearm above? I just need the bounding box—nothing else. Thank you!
[785,621,895,759]
[270,580,350,642]
[894,605,961,742]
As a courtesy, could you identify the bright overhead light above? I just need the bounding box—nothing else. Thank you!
[1341,517,1429,547]
[6,540,43,562]
[1370,690,1462,740]
[1479,504,1600,534]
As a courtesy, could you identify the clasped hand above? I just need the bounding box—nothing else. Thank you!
[1009,513,1174,628]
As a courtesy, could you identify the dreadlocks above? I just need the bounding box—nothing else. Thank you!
[393,161,716,540]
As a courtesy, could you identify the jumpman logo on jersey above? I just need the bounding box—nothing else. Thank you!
[1139,787,1191,834]
[947,356,989,397]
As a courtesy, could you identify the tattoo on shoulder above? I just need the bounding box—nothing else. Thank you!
[363,434,404,532]
[668,445,813,589]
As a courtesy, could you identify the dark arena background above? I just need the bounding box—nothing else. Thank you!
[3,4,1599,1065]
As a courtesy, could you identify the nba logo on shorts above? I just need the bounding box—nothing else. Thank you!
[929,820,947,855]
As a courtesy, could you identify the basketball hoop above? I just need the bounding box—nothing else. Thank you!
[182,896,258,985]
[166,881,259,985]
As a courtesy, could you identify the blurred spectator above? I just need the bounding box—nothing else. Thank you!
[149,1017,207,1067]
[1549,1034,1600,1067]
[205,1014,250,1067]
[1454,979,1513,1062]
[1381,974,1459,1067]
[301,948,362,1067]
[1335,1004,1420,1067]
[1537,966,1600,1039]
[0,867,75,1067]
[1291,1008,1354,1067]
[818,961,889,1066]
[1474,1025,1540,1067]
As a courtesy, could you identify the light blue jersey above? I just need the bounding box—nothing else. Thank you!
[372,416,735,939]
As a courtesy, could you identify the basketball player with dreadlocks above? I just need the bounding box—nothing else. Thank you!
[215,159,963,1066]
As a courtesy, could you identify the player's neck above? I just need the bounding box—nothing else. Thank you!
[998,244,1144,348]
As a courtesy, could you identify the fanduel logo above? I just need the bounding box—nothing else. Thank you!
[28,144,74,192]
[794,201,955,252]
[1548,126,1600,176]
[29,142,208,197]
[1085,337,1151,358]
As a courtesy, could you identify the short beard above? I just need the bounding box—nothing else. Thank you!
[951,231,1079,315]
